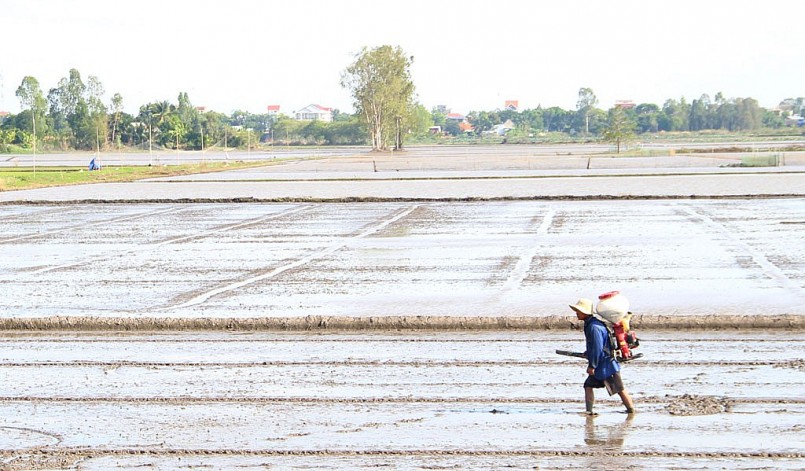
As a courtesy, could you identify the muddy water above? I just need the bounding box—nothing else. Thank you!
[1,200,803,322]
[1,154,803,468]
[0,331,801,469]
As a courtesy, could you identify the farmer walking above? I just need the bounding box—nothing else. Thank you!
[569,298,635,415]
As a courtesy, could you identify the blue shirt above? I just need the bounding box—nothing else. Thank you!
[584,316,620,380]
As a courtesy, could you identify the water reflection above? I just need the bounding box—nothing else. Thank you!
[584,413,634,447]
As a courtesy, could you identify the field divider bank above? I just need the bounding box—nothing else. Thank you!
[0,314,801,331]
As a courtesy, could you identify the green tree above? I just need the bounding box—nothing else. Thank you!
[576,87,598,134]
[0,128,15,152]
[542,107,572,132]
[85,75,108,150]
[15,76,48,147]
[146,100,176,147]
[762,110,785,128]
[405,103,433,137]
[467,111,499,136]
[735,97,762,130]
[519,108,544,133]
[586,108,608,135]
[47,87,72,147]
[323,115,367,145]
[602,107,636,153]
[660,98,690,131]
[198,111,229,148]
[635,103,660,133]
[164,114,187,149]
[430,107,446,128]
[689,96,708,131]
[71,99,96,150]
[341,45,415,151]
[110,93,124,148]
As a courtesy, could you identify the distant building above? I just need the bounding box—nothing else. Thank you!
[505,100,518,111]
[446,112,465,121]
[267,105,280,116]
[294,104,332,122]
[785,115,804,127]
[435,105,449,114]
[487,119,515,136]
[195,106,207,113]
[458,121,474,133]
[615,100,636,109]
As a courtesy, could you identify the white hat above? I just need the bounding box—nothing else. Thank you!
[569,298,594,316]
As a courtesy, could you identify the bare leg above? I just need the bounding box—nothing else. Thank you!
[584,387,596,414]
[619,389,635,413]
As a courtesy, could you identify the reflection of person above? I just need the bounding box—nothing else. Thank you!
[569,298,635,415]
[584,413,634,446]
[582,414,635,469]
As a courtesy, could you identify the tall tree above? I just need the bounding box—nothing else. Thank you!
[15,76,48,143]
[341,45,415,151]
[85,75,108,149]
[635,103,660,133]
[576,87,598,134]
[110,93,123,148]
[602,107,636,153]
[56,69,86,117]
[542,107,571,132]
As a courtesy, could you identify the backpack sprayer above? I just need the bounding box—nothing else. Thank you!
[557,291,642,362]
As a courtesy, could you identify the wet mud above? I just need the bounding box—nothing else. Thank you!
[2,200,804,321]
[0,314,802,331]
[1,151,803,468]
[0,331,802,469]
[665,394,734,415]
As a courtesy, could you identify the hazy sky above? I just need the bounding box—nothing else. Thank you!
[1,0,802,116]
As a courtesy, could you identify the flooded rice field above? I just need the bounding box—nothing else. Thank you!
[0,331,802,469]
[1,149,804,468]
[0,199,803,322]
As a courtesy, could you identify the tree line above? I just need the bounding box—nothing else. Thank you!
[2,62,803,154]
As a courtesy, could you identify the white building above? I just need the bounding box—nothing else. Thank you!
[294,104,333,122]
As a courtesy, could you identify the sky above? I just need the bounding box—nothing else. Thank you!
[1,0,802,116]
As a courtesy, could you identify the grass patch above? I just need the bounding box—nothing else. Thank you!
[0,160,278,192]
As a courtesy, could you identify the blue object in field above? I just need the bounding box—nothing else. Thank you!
[89,158,101,171]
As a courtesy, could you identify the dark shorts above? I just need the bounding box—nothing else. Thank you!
[584,372,625,396]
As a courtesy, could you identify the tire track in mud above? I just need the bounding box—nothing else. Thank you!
[678,204,805,300]
[500,209,555,293]
[163,205,420,310]
[0,206,69,222]
[28,205,313,275]
[143,204,312,246]
[0,205,184,244]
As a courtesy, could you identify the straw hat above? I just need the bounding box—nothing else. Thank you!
[569,298,594,316]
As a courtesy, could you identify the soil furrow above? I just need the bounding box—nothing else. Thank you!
[0,360,796,367]
[0,396,801,404]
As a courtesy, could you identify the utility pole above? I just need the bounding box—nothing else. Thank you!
[96,127,101,168]
[32,112,36,176]
[149,123,153,164]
